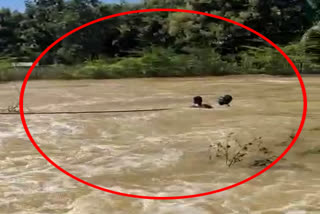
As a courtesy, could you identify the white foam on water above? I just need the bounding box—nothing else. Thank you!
[285,211,307,214]
[260,79,294,84]
[108,112,160,122]
[0,131,16,139]
[31,98,103,111]
[0,116,85,145]
[151,148,184,168]
[66,182,224,214]
[59,142,184,178]
[0,121,28,140]
[100,147,183,174]
[48,121,82,136]
[156,203,211,214]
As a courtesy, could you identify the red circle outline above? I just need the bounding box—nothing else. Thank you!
[19,8,308,200]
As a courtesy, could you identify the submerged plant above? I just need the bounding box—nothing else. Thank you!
[209,133,276,168]
[7,103,19,113]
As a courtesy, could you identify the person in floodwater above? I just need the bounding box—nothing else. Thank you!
[218,95,233,106]
[192,96,213,109]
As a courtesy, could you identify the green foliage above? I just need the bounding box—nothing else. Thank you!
[0,59,12,81]
[238,43,319,75]
[58,47,241,79]
[0,0,319,79]
[307,0,320,23]
[303,22,320,69]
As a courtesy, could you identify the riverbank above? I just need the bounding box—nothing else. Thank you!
[0,66,318,83]
[1,46,319,82]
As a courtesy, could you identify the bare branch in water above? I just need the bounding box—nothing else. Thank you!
[209,133,276,168]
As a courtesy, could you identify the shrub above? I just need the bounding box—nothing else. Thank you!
[238,44,317,75]
[0,59,13,81]
[1,44,318,82]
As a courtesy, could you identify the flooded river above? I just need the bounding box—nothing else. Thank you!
[0,75,319,214]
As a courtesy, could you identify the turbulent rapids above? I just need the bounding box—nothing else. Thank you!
[0,75,319,214]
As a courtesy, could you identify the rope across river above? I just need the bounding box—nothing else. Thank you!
[1,94,233,116]
[0,108,173,115]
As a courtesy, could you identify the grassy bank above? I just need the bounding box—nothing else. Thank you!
[1,46,319,82]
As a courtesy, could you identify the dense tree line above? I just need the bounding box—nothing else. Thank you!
[0,0,319,80]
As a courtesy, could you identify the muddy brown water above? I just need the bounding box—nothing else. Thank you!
[0,75,319,214]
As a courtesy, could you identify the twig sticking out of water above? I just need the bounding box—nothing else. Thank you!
[209,134,276,168]
[289,130,296,140]
[208,144,213,161]
[7,103,19,113]
[217,137,255,167]
[277,130,297,146]
[7,83,32,113]
[228,137,264,167]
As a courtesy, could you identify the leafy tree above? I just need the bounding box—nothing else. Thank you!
[302,22,320,67]
[0,9,24,57]
[0,0,318,76]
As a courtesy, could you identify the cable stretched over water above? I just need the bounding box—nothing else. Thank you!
[0,108,172,116]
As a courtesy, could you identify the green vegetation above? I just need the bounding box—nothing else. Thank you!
[0,58,12,81]
[0,0,319,81]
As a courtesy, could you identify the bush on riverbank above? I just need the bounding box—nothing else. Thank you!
[0,45,319,82]
[0,59,13,81]
[239,44,319,75]
[57,48,244,79]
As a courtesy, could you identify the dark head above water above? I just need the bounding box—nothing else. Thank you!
[193,96,203,106]
[192,96,213,109]
[218,95,233,106]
